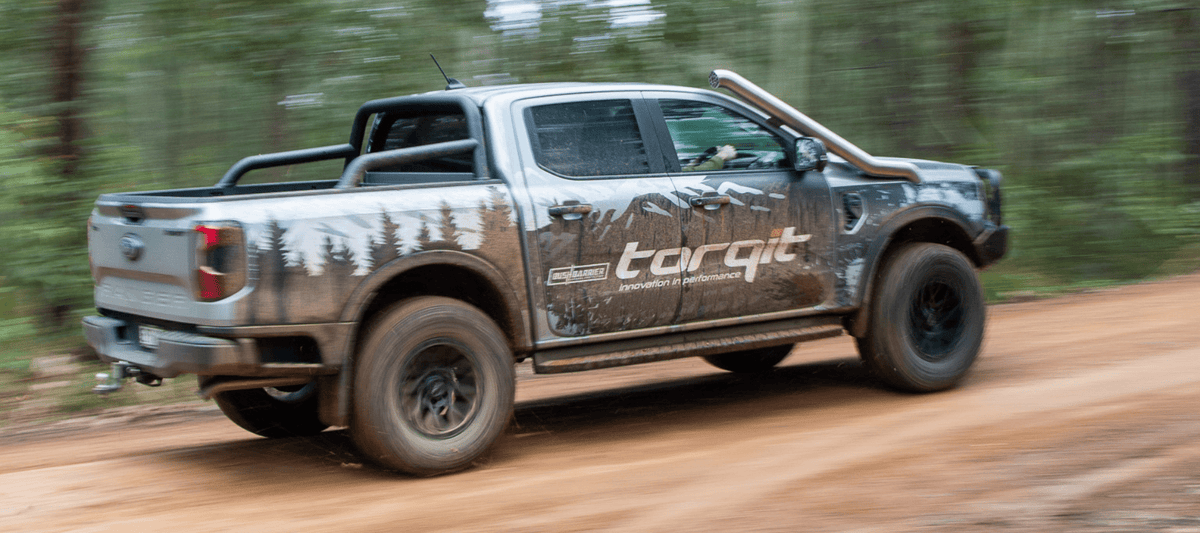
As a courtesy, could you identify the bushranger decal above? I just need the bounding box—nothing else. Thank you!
[616,227,810,284]
[547,263,610,285]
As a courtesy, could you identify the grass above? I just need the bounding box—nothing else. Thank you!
[54,363,199,415]
[980,243,1200,303]
[0,311,202,430]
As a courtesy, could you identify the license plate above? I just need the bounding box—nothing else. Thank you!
[138,325,163,350]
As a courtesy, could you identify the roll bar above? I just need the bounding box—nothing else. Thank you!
[335,139,479,189]
[216,93,489,188]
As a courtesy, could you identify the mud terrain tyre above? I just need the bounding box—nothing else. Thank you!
[858,243,985,392]
[213,383,329,438]
[351,297,515,476]
[702,344,793,373]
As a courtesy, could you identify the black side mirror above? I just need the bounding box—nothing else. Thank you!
[793,137,828,173]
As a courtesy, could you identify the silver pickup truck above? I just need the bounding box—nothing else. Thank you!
[84,70,1007,475]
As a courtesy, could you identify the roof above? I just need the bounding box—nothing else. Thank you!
[408,81,718,106]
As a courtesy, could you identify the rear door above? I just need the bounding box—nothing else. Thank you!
[514,94,684,337]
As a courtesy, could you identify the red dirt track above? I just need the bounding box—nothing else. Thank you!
[3,275,1200,532]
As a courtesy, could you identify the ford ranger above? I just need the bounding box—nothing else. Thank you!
[83,70,1008,475]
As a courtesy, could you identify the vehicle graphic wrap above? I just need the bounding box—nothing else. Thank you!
[666,171,836,323]
[531,180,684,337]
[614,227,810,284]
[237,185,521,325]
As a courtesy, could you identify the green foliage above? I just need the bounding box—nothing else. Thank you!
[0,107,93,332]
[0,316,35,372]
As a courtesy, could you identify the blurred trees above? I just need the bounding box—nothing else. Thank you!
[1,0,1199,332]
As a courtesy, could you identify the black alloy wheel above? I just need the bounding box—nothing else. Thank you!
[856,243,985,392]
[400,339,480,438]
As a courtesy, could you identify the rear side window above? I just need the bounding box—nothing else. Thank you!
[527,99,650,178]
[381,114,467,151]
[370,112,472,173]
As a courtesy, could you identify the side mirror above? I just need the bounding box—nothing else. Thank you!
[793,137,828,173]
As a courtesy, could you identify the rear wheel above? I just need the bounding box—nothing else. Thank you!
[857,243,985,392]
[212,382,329,438]
[351,297,515,476]
[702,344,793,373]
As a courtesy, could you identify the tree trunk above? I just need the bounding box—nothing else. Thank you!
[945,18,982,157]
[50,0,87,180]
[1175,8,1200,196]
[46,0,88,331]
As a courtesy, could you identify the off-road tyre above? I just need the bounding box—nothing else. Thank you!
[702,344,793,373]
[212,383,329,438]
[351,297,515,476]
[857,243,985,392]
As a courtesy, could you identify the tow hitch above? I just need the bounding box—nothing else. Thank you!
[93,361,163,394]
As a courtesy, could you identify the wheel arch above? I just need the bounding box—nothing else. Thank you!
[340,250,531,356]
[845,206,982,339]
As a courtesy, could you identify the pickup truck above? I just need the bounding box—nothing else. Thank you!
[84,70,1008,476]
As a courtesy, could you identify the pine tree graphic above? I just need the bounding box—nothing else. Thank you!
[368,209,402,269]
[435,201,464,251]
[262,218,290,323]
[415,221,433,252]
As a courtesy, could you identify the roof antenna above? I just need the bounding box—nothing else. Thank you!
[430,54,466,90]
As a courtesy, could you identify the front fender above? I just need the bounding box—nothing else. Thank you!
[846,205,982,338]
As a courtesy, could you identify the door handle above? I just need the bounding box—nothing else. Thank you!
[689,194,731,210]
[548,203,593,220]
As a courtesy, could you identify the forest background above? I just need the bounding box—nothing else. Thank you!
[1,0,1199,359]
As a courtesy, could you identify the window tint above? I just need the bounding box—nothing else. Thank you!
[528,99,650,177]
[372,112,472,173]
[381,114,467,150]
[659,100,788,172]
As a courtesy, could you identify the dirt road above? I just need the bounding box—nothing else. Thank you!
[3,275,1200,532]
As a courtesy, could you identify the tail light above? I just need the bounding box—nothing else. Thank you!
[195,222,246,301]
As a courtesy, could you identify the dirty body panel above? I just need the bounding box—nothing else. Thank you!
[825,158,1000,309]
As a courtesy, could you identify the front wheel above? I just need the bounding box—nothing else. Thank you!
[351,297,515,476]
[857,243,985,392]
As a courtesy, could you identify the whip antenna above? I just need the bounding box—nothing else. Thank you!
[430,54,466,90]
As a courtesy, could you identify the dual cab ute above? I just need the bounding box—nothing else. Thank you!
[84,70,1007,475]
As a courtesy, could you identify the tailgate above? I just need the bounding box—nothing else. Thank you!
[89,201,229,324]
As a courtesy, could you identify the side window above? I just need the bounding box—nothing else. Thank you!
[528,99,651,178]
[370,112,472,173]
[659,99,788,172]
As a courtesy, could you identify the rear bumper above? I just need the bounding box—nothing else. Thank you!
[83,315,255,378]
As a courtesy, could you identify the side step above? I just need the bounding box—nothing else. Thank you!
[533,315,845,374]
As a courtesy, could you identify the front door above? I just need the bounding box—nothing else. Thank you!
[648,94,837,323]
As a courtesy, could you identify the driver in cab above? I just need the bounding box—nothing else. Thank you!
[682,144,736,172]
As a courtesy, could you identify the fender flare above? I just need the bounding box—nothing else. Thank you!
[846,205,980,338]
[337,250,530,351]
